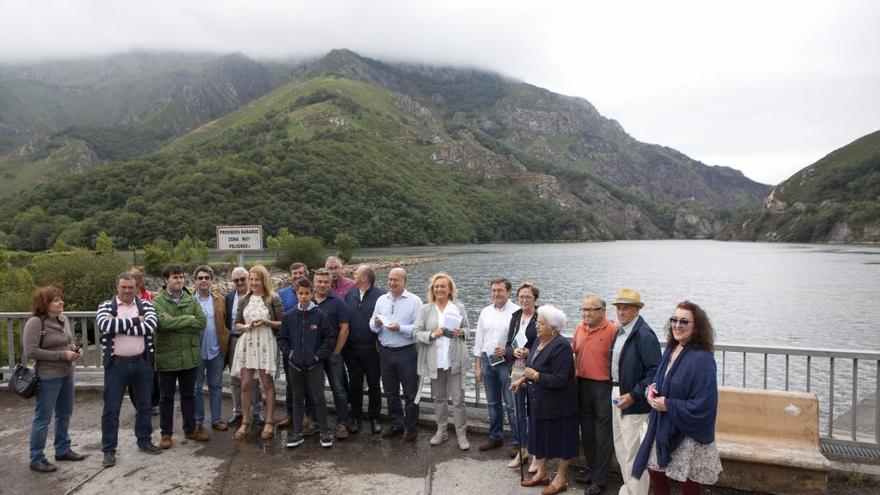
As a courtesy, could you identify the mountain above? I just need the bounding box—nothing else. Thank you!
[0,49,770,251]
[718,130,880,243]
[0,51,294,196]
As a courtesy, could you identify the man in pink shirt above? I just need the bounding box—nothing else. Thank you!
[97,271,162,468]
[325,256,355,298]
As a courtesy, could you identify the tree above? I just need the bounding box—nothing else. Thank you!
[276,236,324,271]
[95,231,114,255]
[334,232,359,263]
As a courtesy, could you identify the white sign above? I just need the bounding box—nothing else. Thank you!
[216,225,263,251]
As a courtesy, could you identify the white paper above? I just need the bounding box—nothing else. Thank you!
[376,314,391,327]
[442,311,462,331]
[514,329,528,349]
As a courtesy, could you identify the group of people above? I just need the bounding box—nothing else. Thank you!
[22,261,723,495]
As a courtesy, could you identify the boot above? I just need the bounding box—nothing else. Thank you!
[456,425,469,450]
[430,424,448,446]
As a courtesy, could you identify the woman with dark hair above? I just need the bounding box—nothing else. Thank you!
[506,282,539,469]
[22,286,84,472]
[633,301,722,495]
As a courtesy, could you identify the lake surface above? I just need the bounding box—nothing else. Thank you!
[358,240,880,351]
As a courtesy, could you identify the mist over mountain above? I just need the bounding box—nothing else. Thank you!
[0,49,771,250]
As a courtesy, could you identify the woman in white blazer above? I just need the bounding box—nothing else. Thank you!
[413,272,471,450]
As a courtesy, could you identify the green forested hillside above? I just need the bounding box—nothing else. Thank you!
[0,75,590,250]
[718,130,880,243]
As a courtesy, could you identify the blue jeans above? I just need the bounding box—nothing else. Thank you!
[194,353,225,426]
[481,354,519,444]
[306,353,350,426]
[30,373,74,462]
[102,358,154,453]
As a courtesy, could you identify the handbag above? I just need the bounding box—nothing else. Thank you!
[7,321,45,399]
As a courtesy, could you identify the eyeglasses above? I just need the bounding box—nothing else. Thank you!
[669,317,692,327]
[517,295,534,300]
[233,277,247,283]
[581,307,603,312]
[196,276,212,281]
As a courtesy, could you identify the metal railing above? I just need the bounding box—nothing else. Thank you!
[3,312,878,447]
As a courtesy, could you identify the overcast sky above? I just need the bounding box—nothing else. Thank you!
[1,0,878,184]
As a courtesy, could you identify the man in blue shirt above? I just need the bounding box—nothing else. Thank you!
[370,267,423,442]
[311,268,352,439]
[192,266,230,437]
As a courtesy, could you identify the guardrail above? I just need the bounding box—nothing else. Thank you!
[3,312,877,447]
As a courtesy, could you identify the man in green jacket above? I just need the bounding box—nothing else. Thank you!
[153,264,209,449]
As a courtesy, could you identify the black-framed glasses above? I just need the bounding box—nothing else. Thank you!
[669,317,691,327]
[581,307,603,312]
[233,277,247,283]
[196,275,212,281]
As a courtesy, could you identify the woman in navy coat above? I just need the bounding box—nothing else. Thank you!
[633,301,722,495]
[511,304,577,495]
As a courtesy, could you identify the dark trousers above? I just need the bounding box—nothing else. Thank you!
[158,367,198,437]
[284,362,295,417]
[127,367,159,408]
[102,358,154,453]
[290,363,331,435]
[578,377,613,486]
[343,347,382,421]
[306,353,350,426]
[379,344,419,430]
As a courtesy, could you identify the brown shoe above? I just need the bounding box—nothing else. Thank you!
[159,436,172,449]
[212,421,228,431]
[260,421,275,440]
[234,422,251,440]
[277,416,292,428]
[478,437,503,451]
[335,424,349,440]
[186,425,210,442]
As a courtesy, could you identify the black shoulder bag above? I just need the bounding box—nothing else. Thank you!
[8,321,45,399]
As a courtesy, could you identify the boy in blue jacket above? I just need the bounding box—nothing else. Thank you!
[277,277,336,448]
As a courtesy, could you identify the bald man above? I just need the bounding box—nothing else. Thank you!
[370,267,423,442]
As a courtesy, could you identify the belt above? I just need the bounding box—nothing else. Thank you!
[611,381,620,386]
[113,354,145,363]
[380,343,415,351]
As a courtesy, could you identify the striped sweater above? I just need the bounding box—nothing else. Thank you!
[97,296,158,367]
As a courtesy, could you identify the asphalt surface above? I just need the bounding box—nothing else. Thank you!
[3,389,879,495]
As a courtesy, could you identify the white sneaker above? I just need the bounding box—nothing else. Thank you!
[456,432,469,450]
[430,427,448,446]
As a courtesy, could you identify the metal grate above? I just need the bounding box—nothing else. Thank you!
[821,441,880,460]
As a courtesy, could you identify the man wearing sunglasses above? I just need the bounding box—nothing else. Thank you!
[225,266,265,426]
[609,288,660,495]
[193,266,230,437]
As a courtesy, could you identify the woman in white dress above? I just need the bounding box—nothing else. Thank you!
[232,264,284,440]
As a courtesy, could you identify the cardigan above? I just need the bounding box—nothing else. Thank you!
[22,315,74,380]
[505,308,538,362]
[412,300,471,379]
[97,296,158,367]
[525,335,578,420]
[632,345,718,479]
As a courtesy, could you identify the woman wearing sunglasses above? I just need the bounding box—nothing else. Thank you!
[632,301,722,495]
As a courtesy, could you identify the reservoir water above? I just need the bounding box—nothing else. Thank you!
[358,240,880,350]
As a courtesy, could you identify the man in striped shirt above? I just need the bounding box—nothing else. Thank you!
[97,271,162,468]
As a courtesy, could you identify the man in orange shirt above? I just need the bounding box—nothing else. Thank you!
[572,293,617,495]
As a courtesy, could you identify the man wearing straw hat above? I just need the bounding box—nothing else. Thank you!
[609,288,660,495]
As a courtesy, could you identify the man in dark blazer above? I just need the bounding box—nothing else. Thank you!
[609,288,660,495]
[224,266,264,425]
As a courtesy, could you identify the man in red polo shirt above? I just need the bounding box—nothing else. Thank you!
[572,293,617,495]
